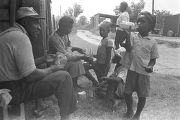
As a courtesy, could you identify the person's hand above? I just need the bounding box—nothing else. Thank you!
[50,65,65,72]
[75,48,86,54]
[45,54,56,63]
[100,76,109,81]
[79,48,86,54]
[144,66,153,73]
[82,55,94,63]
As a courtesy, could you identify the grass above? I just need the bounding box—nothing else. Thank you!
[25,73,180,120]
[24,33,180,120]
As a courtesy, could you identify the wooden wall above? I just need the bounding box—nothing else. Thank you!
[0,0,52,59]
[0,0,10,32]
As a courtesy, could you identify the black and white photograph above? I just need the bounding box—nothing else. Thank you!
[0,0,179,120]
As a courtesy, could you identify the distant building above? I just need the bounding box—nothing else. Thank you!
[90,13,118,29]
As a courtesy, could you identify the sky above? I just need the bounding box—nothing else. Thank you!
[51,0,180,20]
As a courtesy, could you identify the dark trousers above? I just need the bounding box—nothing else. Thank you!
[0,71,77,117]
[106,81,119,99]
[84,62,107,83]
[115,30,127,49]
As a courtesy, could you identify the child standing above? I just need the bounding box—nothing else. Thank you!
[123,11,159,120]
[115,1,130,50]
[85,21,114,84]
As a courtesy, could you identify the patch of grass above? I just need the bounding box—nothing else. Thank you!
[25,73,180,120]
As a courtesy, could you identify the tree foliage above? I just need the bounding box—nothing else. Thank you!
[78,16,88,26]
[63,3,83,20]
[130,0,145,22]
[113,0,145,22]
[113,6,119,15]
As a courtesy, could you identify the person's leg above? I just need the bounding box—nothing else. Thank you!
[106,81,118,101]
[26,71,77,119]
[65,60,85,79]
[115,30,127,49]
[94,63,106,83]
[83,62,99,86]
[124,93,134,118]
[132,74,150,120]
[132,97,146,120]
[124,70,137,118]
[65,61,85,88]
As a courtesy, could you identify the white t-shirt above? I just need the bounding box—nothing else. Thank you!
[0,28,36,81]
[116,11,129,31]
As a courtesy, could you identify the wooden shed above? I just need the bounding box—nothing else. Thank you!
[90,13,118,29]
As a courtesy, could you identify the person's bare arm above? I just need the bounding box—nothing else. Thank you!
[144,58,156,73]
[123,31,132,52]
[24,65,64,82]
[71,47,86,54]
[104,47,113,76]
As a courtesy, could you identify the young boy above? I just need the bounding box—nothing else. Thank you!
[98,46,126,100]
[122,11,159,120]
[85,21,114,84]
[115,1,129,50]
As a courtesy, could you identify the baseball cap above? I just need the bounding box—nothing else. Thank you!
[17,7,45,20]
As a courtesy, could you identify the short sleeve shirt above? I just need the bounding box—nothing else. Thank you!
[96,37,114,64]
[49,32,74,59]
[129,33,159,75]
[116,12,129,31]
[0,28,36,81]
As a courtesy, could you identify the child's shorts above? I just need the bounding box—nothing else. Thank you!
[124,70,150,97]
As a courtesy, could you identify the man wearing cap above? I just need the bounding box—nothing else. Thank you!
[0,7,77,120]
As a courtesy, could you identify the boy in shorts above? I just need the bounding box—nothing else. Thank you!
[123,11,159,120]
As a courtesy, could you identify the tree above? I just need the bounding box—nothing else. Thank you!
[78,16,88,26]
[130,0,145,22]
[64,7,73,17]
[154,10,172,29]
[113,6,119,15]
[73,3,83,18]
[113,0,145,22]
[63,3,83,20]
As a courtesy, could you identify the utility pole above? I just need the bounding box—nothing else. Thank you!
[60,5,62,17]
[152,0,154,15]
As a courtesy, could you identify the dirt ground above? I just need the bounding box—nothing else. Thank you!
[25,30,180,120]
